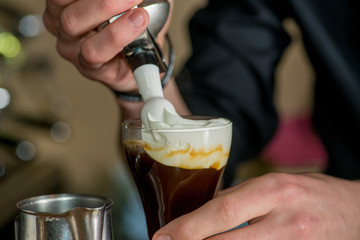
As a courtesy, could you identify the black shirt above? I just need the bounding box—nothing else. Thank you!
[176,0,360,186]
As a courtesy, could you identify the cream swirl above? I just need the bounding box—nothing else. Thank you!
[142,110,232,170]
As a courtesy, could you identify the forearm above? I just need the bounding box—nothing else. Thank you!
[116,99,143,121]
[164,78,191,116]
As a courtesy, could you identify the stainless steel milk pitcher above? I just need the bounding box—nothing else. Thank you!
[15,194,113,240]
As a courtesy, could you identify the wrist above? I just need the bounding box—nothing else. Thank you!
[116,98,144,121]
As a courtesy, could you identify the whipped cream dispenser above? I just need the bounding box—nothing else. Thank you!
[99,0,174,100]
[102,0,178,127]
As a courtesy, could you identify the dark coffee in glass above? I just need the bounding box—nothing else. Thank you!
[122,116,232,238]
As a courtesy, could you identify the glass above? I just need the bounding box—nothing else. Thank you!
[121,116,232,238]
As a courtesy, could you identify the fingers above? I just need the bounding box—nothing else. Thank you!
[153,177,278,240]
[215,177,255,197]
[42,0,166,92]
[59,0,144,37]
[54,7,149,83]
[46,0,150,66]
[79,8,149,65]
[77,53,138,92]
[43,0,74,35]
[44,0,143,37]
[152,173,309,240]
[49,1,149,86]
[206,214,285,240]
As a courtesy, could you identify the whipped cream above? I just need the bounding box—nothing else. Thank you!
[133,64,232,170]
[141,110,232,170]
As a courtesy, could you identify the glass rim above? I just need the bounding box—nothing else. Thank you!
[122,116,232,133]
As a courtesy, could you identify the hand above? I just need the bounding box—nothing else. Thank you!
[153,172,360,240]
[43,0,170,93]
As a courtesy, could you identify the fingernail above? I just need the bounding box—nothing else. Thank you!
[154,235,172,240]
[128,10,145,28]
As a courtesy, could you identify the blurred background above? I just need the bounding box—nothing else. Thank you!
[0,0,327,239]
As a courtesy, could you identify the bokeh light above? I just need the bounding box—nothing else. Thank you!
[18,14,44,37]
[16,141,36,161]
[0,87,11,109]
[0,32,21,58]
[51,121,72,143]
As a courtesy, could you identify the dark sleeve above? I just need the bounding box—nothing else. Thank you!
[176,0,291,186]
